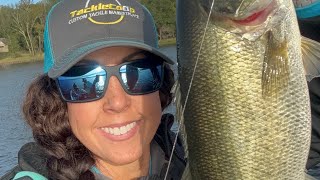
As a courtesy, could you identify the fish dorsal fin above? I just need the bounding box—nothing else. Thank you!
[301,36,320,81]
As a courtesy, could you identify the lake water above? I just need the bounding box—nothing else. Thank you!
[0,46,177,176]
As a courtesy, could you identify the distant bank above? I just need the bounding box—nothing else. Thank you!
[0,38,176,67]
[159,38,176,47]
[0,53,44,67]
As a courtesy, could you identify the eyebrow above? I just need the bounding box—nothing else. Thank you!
[75,60,97,66]
[122,50,147,62]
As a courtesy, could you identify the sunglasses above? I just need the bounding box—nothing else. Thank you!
[56,57,164,103]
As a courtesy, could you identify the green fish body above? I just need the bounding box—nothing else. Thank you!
[176,0,316,179]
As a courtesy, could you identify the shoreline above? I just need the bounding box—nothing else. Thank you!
[0,54,44,68]
[159,38,176,47]
[0,38,176,67]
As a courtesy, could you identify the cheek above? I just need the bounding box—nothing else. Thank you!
[135,92,162,138]
[67,102,100,134]
[135,92,162,118]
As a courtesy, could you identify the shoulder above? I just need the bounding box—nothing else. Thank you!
[154,113,187,179]
[1,142,48,180]
[1,166,23,180]
[308,78,320,130]
[307,78,320,169]
[155,113,186,162]
[309,77,320,98]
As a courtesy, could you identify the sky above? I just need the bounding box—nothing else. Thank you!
[0,0,42,6]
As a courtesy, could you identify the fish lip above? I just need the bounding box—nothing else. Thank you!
[230,0,276,26]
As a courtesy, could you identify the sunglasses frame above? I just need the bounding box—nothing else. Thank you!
[55,57,165,103]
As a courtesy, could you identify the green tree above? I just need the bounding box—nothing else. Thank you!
[0,6,21,54]
[140,0,176,40]
[0,0,59,57]
[32,2,47,53]
[33,0,60,53]
[10,0,40,55]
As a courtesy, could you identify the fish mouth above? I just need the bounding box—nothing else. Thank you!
[231,0,276,26]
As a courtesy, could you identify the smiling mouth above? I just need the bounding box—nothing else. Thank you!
[101,121,137,136]
[98,119,142,141]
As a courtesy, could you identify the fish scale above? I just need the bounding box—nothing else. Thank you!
[176,0,311,179]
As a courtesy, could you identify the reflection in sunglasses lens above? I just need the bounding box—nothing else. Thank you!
[58,66,106,101]
[120,63,162,94]
[57,60,163,101]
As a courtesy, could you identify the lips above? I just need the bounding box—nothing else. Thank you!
[99,120,141,141]
[101,121,137,136]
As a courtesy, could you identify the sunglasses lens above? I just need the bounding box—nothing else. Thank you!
[120,60,163,94]
[57,65,106,101]
[57,59,164,102]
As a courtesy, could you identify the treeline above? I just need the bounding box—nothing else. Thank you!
[0,0,176,57]
[0,0,59,56]
[141,0,176,40]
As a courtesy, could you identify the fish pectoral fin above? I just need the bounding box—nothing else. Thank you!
[301,36,320,81]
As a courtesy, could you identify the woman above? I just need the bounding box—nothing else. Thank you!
[1,0,185,179]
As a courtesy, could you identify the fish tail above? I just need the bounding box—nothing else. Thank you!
[301,36,320,81]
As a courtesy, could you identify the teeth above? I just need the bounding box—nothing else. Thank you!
[102,122,136,136]
[120,126,126,134]
[114,127,120,135]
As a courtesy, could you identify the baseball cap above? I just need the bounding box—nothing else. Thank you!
[44,0,174,78]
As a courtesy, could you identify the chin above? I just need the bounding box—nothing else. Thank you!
[105,146,144,165]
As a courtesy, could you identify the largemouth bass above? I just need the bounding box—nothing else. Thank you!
[175,0,320,179]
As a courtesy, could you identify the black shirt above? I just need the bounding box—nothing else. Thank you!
[307,77,320,169]
[298,19,320,170]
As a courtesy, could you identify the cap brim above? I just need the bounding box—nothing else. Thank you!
[48,40,175,78]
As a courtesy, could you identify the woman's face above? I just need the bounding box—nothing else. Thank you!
[67,47,162,166]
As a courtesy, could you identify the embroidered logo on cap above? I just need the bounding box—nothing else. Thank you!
[68,0,140,25]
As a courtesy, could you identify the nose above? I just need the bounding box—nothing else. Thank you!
[102,76,131,113]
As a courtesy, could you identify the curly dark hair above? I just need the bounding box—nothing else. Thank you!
[22,64,175,179]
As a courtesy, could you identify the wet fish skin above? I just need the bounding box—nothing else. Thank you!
[176,0,311,179]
